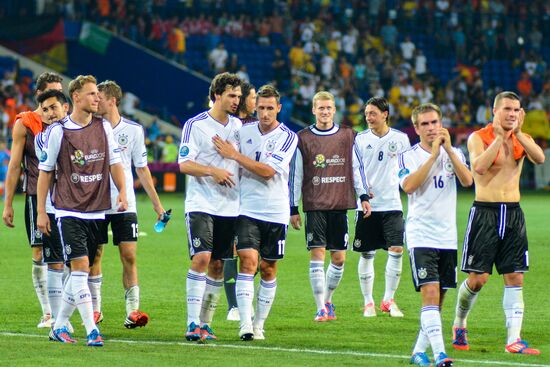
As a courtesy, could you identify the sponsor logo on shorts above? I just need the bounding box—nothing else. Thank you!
[353,239,361,248]
[35,229,42,239]
[179,145,190,157]
[306,232,313,243]
[192,237,201,248]
[39,150,48,162]
[65,245,72,255]
[418,267,427,279]
[398,168,410,178]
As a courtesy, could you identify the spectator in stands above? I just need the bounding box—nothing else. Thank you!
[161,135,178,162]
[120,91,139,118]
[209,42,229,74]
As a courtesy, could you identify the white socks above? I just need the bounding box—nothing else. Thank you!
[47,268,63,319]
[71,271,96,335]
[186,270,206,325]
[412,326,430,354]
[236,273,255,326]
[453,280,479,328]
[32,259,51,315]
[125,285,140,315]
[325,263,343,303]
[383,250,402,302]
[53,274,76,330]
[503,286,524,345]
[254,279,277,330]
[358,252,375,305]
[309,261,325,311]
[421,306,445,360]
[200,277,223,325]
[88,274,102,313]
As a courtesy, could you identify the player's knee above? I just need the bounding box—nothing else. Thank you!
[208,259,224,276]
[191,253,211,272]
[330,252,345,267]
[32,246,43,261]
[388,246,403,254]
[361,251,376,259]
[259,262,277,280]
[467,273,489,291]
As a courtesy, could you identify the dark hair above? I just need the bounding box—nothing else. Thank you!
[97,80,123,106]
[209,72,242,103]
[236,82,255,116]
[256,84,280,104]
[37,89,69,105]
[365,97,390,119]
[35,72,63,93]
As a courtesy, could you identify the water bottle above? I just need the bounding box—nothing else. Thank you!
[154,209,172,233]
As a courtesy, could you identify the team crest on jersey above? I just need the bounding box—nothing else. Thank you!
[192,237,201,248]
[306,232,313,243]
[117,133,129,147]
[313,154,326,168]
[417,267,427,279]
[71,173,80,183]
[387,141,401,157]
[312,176,321,186]
[398,168,410,178]
[444,160,454,173]
[65,245,72,255]
[179,145,190,157]
[353,239,361,248]
[39,150,48,162]
[71,149,86,166]
[266,139,276,152]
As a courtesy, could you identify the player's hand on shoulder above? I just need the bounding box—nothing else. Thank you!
[2,206,14,228]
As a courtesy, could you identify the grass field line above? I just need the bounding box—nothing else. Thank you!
[1,331,548,367]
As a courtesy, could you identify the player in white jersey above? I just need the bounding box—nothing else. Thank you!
[179,72,243,342]
[353,97,411,318]
[89,80,165,329]
[399,103,472,367]
[213,84,298,341]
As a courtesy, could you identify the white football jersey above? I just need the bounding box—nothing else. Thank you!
[106,117,148,214]
[398,143,467,250]
[178,111,242,216]
[354,128,410,211]
[239,121,298,224]
[34,132,54,214]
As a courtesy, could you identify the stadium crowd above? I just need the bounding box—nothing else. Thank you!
[11,0,547,132]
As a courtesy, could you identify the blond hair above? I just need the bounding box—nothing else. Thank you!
[312,91,334,108]
[68,75,97,100]
[97,80,123,106]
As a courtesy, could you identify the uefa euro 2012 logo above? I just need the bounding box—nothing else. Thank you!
[313,154,327,168]
[71,149,86,166]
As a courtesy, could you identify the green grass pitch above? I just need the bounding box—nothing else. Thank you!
[0,191,549,366]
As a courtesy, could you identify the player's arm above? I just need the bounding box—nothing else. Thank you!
[290,148,303,229]
[352,143,371,218]
[179,160,236,187]
[2,120,26,227]
[212,135,276,180]
[439,128,473,187]
[36,170,53,236]
[110,163,128,211]
[515,109,545,164]
[135,166,165,218]
[401,139,441,194]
